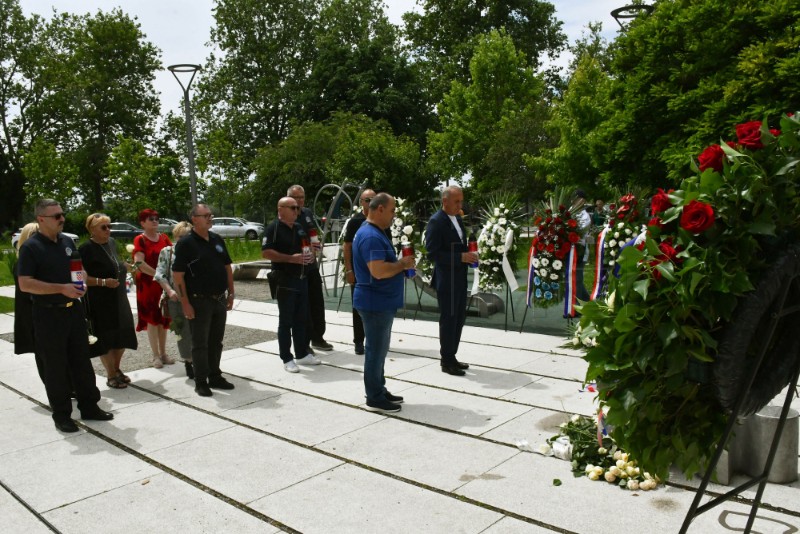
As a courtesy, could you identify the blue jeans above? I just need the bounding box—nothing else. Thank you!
[276,275,308,363]
[357,308,395,403]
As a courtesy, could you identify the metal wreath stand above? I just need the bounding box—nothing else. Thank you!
[680,244,800,533]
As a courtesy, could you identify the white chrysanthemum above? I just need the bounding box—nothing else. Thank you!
[394,218,403,227]
[498,218,507,225]
[541,258,550,266]
[552,260,563,270]
[539,268,548,277]
[550,273,558,280]
[392,238,399,245]
[532,258,540,268]
[403,225,413,236]
[496,245,505,254]
[400,235,409,244]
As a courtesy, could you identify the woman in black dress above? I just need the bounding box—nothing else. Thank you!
[79,214,138,388]
[13,223,43,381]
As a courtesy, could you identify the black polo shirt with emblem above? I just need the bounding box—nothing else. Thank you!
[172,229,232,296]
[262,218,307,278]
[17,232,79,306]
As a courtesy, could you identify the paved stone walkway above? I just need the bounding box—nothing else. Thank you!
[0,289,798,533]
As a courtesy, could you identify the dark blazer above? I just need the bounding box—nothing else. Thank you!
[425,209,468,293]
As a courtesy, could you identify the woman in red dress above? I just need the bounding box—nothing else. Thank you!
[133,208,173,368]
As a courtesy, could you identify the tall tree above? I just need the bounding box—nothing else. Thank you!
[590,0,800,190]
[0,0,47,227]
[403,0,566,102]
[428,30,547,196]
[195,0,320,185]
[298,0,433,147]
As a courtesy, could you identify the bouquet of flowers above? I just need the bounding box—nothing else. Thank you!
[528,190,581,308]
[601,193,646,270]
[390,198,430,281]
[476,195,521,291]
[572,113,800,480]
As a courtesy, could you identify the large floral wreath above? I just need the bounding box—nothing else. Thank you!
[572,113,800,480]
[476,196,520,291]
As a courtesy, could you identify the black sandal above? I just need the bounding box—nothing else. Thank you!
[116,370,131,383]
[106,376,127,389]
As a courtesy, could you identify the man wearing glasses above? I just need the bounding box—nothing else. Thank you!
[262,197,320,372]
[172,204,237,397]
[287,185,334,353]
[17,199,114,432]
[342,188,383,355]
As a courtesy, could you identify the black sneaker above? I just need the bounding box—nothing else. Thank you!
[354,342,364,355]
[385,391,404,404]
[195,379,213,397]
[365,399,401,413]
[208,376,235,390]
[311,339,334,351]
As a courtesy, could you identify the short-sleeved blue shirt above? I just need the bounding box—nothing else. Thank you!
[352,222,404,311]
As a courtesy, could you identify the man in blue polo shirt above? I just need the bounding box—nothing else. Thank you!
[352,193,415,413]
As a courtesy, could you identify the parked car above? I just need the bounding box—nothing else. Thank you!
[108,222,144,239]
[157,217,180,234]
[11,228,79,249]
[212,217,264,240]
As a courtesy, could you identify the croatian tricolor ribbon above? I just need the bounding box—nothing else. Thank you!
[563,244,578,318]
[526,238,537,307]
[590,226,609,300]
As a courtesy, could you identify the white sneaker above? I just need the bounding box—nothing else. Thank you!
[295,354,321,366]
[284,360,300,373]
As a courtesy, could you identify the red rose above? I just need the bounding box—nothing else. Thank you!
[546,243,555,253]
[680,200,715,233]
[545,217,552,224]
[554,247,568,260]
[617,212,626,219]
[648,216,663,229]
[545,208,552,214]
[736,120,764,149]
[698,144,724,173]
[554,217,562,224]
[568,232,579,244]
[564,211,571,218]
[537,242,546,251]
[650,188,674,214]
[657,241,679,261]
[558,205,566,212]
[567,219,577,228]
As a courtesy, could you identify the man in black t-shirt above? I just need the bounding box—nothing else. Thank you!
[172,204,236,397]
[288,185,333,353]
[18,199,114,433]
[342,188,378,355]
[262,196,320,373]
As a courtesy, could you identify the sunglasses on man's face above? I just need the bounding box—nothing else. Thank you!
[280,205,300,211]
[41,213,65,220]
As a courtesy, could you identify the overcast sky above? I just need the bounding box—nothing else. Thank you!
[19,0,624,116]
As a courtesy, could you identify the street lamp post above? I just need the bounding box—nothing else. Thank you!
[168,64,202,206]
[610,4,654,29]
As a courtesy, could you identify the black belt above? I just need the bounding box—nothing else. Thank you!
[34,301,76,308]
[190,293,226,299]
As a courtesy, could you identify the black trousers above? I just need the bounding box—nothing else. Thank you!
[276,276,309,362]
[575,244,591,302]
[305,266,327,343]
[33,303,100,419]
[437,280,468,366]
[188,296,227,381]
[350,284,364,345]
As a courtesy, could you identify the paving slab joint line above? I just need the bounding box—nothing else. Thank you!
[120,382,576,529]
[0,477,60,533]
[663,479,800,520]
[0,381,297,534]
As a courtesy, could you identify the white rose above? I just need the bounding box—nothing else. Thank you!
[609,259,615,266]
[499,203,505,209]
[493,267,499,271]
[126,244,135,253]
[496,245,505,254]
[494,208,500,216]
[604,471,617,483]
[609,250,616,257]
[491,246,496,252]
[625,228,632,235]
[627,480,640,491]
[394,218,403,227]
[608,239,617,248]
[88,335,98,345]
[598,447,608,455]
[499,218,507,225]
[617,222,624,229]
[504,209,509,214]
[613,450,623,461]
[400,236,409,244]
[403,225,413,236]
[571,414,580,423]
[614,232,620,238]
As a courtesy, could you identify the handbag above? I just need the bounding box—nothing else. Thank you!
[160,293,171,319]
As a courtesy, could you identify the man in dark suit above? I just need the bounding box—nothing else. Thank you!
[425,185,479,376]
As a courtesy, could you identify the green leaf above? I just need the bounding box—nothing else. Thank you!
[613,303,639,333]
[748,221,776,235]
[552,478,562,486]
[689,272,704,295]
[632,279,649,301]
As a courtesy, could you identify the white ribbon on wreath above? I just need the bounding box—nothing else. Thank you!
[502,228,519,292]
[470,227,485,296]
